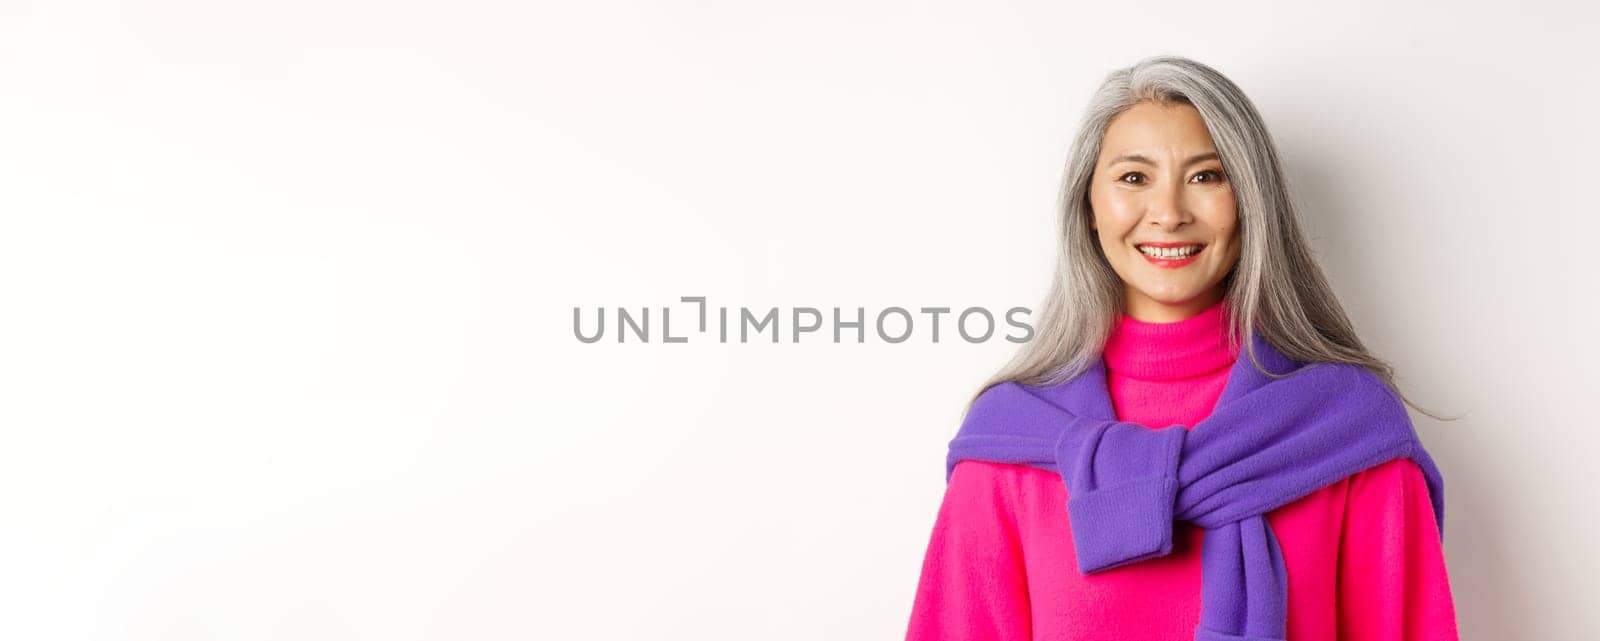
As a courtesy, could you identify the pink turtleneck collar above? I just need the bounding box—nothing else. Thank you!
[1102,298,1239,381]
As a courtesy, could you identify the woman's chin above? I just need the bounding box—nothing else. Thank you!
[1125,283,1225,313]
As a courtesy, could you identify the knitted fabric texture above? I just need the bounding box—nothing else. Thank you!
[945,332,1445,641]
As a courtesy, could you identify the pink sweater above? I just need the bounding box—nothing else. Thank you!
[905,299,1459,640]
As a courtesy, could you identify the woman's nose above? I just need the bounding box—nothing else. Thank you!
[1146,190,1190,230]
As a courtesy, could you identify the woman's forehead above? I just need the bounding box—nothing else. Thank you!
[1100,103,1218,162]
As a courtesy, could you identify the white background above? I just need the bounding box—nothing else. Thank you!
[2,1,1596,639]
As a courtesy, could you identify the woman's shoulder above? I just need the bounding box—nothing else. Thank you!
[948,459,1070,506]
[1298,456,1429,521]
[1286,360,1399,398]
[1345,456,1429,494]
[1272,457,1427,526]
[951,458,1056,479]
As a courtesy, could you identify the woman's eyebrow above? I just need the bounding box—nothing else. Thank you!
[1106,151,1220,167]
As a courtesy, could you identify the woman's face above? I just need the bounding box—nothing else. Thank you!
[1088,101,1241,323]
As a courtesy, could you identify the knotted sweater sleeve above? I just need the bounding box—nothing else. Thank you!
[1336,457,1460,640]
[905,460,1032,641]
[1056,419,1186,573]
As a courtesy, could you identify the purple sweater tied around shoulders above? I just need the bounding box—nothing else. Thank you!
[946,333,1445,641]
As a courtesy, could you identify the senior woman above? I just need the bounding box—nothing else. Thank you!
[905,56,1460,641]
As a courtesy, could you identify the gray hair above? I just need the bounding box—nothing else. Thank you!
[973,54,1454,422]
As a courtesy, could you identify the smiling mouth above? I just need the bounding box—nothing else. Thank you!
[1136,243,1205,260]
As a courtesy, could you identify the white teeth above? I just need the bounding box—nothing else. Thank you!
[1138,244,1201,259]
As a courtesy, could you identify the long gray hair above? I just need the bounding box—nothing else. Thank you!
[973,55,1453,422]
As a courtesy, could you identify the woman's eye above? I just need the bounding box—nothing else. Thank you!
[1118,172,1145,185]
[1192,170,1225,183]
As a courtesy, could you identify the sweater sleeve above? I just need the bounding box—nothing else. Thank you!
[1336,457,1461,640]
[905,460,1032,641]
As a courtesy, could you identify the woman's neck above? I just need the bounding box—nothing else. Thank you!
[1103,296,1237,381]
[1122,287,1227,323]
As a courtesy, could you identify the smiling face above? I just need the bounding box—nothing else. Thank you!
[1088,101,1242,323]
